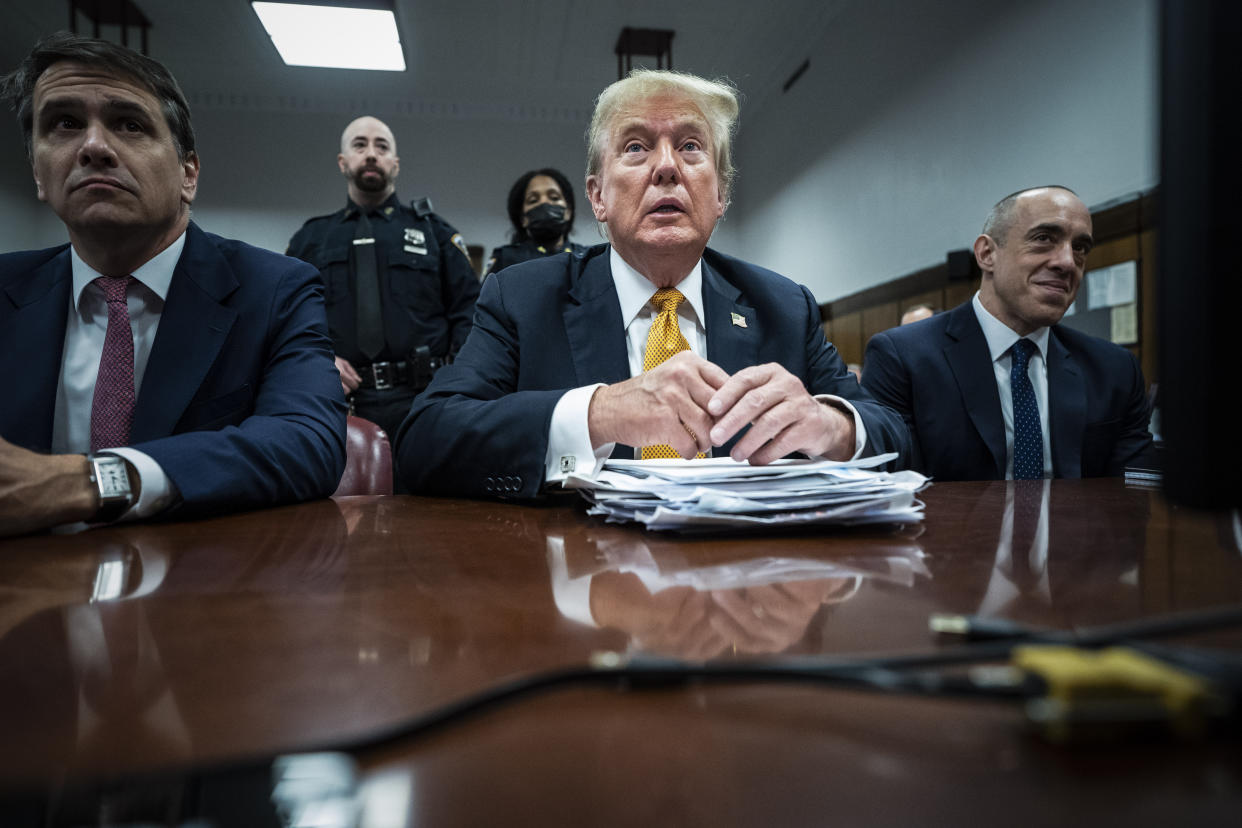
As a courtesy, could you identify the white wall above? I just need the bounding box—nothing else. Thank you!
[727,0,1158,302]
[0,104,597,261]
[187,107,595,258]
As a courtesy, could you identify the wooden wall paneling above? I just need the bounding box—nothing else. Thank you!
[1087,236,1140,269]
[823,262,951,320]
[830,311,863,366]
[900,289,944,318]
[944,279,979,310]
[861,302,899,352]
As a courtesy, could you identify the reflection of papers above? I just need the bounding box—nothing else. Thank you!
[615,552,929,593]
[565,454,928,532]
[1086,260,1138,310]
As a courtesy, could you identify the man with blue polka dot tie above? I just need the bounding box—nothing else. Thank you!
[864,186,1153,480]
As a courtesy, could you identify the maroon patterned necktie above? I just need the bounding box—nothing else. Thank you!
[90,276,136,452]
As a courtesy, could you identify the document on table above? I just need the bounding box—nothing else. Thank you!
[563,453,929,532]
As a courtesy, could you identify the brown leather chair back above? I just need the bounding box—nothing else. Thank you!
[333,416,393,496]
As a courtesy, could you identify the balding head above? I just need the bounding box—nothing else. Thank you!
[337,115,399,207]
[982,185,1078,247]
[340,115,396,155]
[900,304,937,326]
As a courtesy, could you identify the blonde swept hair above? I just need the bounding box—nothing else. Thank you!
[586,68,740,206]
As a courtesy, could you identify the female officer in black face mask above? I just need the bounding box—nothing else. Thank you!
[484,168,587,278]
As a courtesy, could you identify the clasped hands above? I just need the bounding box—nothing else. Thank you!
[591,571,850,659]
[587,351,856,463]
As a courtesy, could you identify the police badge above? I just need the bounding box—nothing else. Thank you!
[403,227,427,255]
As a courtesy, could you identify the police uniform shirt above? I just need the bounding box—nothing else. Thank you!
[287,193,480,365]
[484,238,587,279]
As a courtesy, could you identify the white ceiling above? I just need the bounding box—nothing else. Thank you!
[2,0,853,124]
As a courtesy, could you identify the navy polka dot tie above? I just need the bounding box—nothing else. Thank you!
[1010,338,1043,480]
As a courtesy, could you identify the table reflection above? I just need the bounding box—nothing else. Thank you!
[1,481,1238,826]
[944,480,1150,627]
[0,501,350,783]
[546,528,927,658]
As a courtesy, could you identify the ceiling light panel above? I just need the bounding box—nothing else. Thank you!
[252,2,406,71]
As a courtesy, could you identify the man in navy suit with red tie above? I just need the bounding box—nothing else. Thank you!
[0,33,346,536]
[863,186,1152,480]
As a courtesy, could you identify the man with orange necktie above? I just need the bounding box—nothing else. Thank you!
[0,33,346,536]
[396,70,907,497]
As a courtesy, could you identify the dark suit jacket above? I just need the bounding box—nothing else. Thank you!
[0,222,348,519]
[862,301,1152,480]
[396,244,910,497]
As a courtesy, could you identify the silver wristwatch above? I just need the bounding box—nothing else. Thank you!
[87,454,133,523]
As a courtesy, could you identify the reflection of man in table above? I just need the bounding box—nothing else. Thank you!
[863,186,1151,480]
[398,70,907,497]
[546,533,861,659]
[0,502,350,780]
[936,480,1148,628]
[0,34,346,536]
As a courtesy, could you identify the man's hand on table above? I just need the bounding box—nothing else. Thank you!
[587,354,855,464]
[708,363,855,463]
[587,351,726,459]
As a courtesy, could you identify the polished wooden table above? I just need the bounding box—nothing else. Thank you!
[1,479,1240,825]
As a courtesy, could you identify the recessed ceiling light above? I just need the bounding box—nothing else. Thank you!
[251,1,406,71]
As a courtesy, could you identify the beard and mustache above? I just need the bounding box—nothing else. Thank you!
[348,163,392,193]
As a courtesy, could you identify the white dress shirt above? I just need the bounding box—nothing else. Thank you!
[971,292,1054,479]
[52,234,187,520]
[544,247,866,483]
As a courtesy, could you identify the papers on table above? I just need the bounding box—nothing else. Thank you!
[564,453,929,532]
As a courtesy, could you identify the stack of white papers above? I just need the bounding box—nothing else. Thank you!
[564,453,928,532]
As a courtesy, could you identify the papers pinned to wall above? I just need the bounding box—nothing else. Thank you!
[1086,260,1138,311]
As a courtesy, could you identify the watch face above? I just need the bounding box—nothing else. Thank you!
[96,459,131,499]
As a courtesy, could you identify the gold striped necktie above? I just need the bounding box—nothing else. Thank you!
[640,288,705,460]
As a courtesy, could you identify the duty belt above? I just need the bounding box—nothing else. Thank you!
[357,355,446,391]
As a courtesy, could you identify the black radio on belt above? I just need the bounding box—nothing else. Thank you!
[357,346,446,391]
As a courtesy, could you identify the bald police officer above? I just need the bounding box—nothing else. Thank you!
[287,115,479,446]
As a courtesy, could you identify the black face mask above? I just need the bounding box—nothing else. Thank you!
[524,203,569,244]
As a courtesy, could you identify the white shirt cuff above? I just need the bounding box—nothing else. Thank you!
[814,394,867,459]
[544,383,613,486]
[546,536,599,627]
[99,447,179,520]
